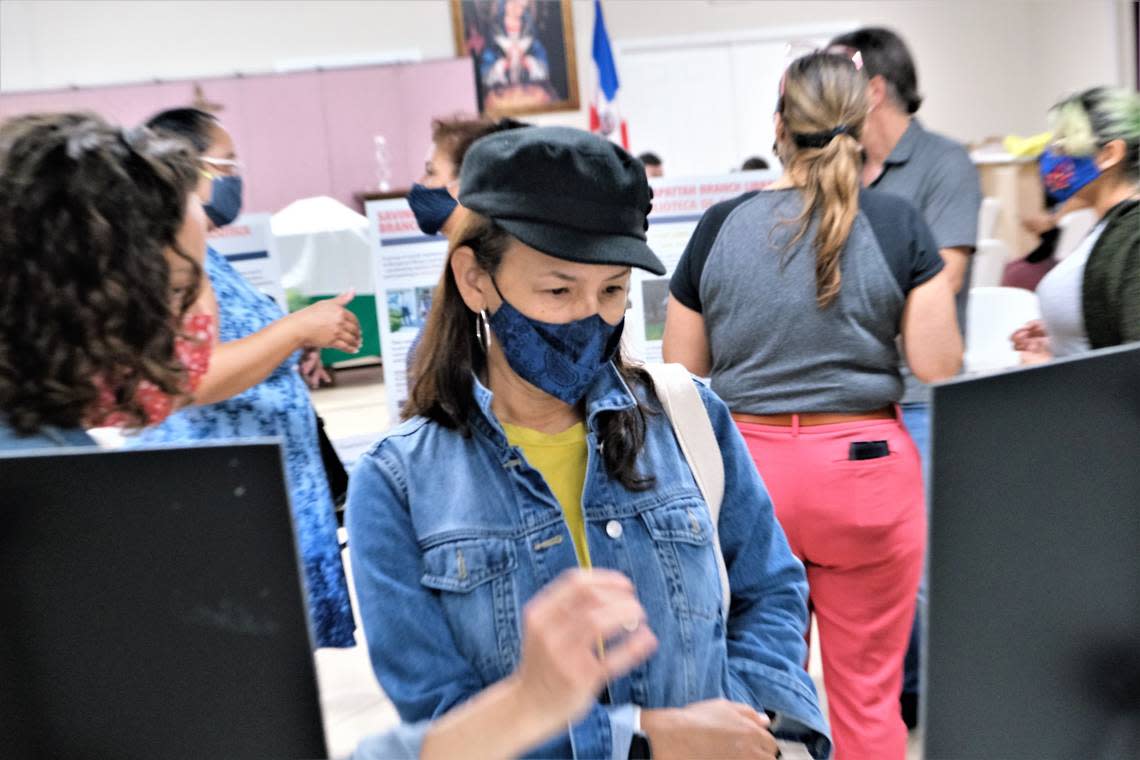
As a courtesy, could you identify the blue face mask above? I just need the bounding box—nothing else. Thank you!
[408,183,459,236]
[204,174,243,228]
[1039,149,1100,203]
[487,283,625,406]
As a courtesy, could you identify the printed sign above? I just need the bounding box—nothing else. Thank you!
[207,213,288,310]
[367,201,447,422]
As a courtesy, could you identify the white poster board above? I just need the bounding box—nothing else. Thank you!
[367,170,777,425]
[366,200,446,423]
[207,213,288,310]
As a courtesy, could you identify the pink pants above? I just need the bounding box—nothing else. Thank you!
[736,414,924,760]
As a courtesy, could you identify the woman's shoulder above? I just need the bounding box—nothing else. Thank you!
[205,247,287,338]
[1099,200,1139,244]
[694,190,771,237]
[204,247,237,279]
[631,367,733,434]
[1088,201,1139,275]
[206,247,279,302]
[359,415,430,452]
[354,414,467,473]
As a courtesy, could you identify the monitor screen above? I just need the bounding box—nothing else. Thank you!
[0,441,328,759]
[925,343,1140,759]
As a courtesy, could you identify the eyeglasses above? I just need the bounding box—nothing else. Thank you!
[200,156,244,177]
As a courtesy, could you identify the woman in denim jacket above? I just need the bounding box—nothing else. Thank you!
[347,127,830,759]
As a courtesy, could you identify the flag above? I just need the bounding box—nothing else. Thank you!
[589,0,629,150]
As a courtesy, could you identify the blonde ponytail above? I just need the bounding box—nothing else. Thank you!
[793,133,862,307]
[778,53,869,308]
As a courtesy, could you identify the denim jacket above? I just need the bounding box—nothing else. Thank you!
[346,364,831,759]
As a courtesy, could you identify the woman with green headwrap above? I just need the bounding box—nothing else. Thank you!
[1012,87,1140,362]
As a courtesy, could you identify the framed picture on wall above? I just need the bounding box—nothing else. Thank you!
[451,0,579,117]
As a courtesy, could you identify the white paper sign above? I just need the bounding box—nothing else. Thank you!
[367,170,777,426]
[367,200,447,423]
[207,213,288,310]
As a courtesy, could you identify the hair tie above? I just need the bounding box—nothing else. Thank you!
[792,125,853,149]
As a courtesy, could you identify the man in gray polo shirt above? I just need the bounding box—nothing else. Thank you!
[830,25,982,729]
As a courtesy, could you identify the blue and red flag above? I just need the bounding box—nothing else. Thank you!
[588,0,629,149]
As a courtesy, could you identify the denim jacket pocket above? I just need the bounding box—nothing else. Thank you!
[420,537,520,682]
[641,502,722,621]
[641,501,714,545]
[420,537,517,593]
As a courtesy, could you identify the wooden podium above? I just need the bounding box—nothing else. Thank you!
[973,155,1046,259]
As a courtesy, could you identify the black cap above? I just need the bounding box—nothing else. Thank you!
[458,126,666,275]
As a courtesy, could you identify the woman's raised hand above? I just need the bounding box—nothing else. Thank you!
[287,290,362,354]
[512,568,657,729]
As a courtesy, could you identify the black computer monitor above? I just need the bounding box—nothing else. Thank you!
[925,343,1140,759]
[0,441,328,760]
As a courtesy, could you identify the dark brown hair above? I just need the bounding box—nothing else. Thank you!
[829,27,923,114]
[145,107,219,154]
[430,115,530,171]
[404,212,656,491]
[0,112,202,433]
[777,52,868,308]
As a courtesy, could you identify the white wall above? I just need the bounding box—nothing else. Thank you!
[1,0,1130,147]
[0,1,456,88]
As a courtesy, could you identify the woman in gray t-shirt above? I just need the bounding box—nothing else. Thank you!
[662,52,961,760]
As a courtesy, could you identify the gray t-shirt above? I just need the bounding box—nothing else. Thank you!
[869,119,981,404]
[670,188,944,415]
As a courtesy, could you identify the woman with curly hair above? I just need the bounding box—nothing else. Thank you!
[0,111,208,449]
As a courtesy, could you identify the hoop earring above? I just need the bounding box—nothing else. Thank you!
[475,309,492,352]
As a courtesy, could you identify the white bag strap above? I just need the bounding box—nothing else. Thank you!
[641,363,730,619]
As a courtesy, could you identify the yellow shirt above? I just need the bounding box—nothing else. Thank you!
[502,421,592,567]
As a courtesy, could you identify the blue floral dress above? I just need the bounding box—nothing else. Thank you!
[135,249,355,648]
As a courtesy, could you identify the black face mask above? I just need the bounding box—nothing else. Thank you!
[407,183,459,235]
[204,174,243,228]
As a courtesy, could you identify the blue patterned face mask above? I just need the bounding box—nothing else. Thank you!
[486,280,624,406]
[1039,149,1101,203]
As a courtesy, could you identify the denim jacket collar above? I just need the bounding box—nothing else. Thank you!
[469,361,639,446]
